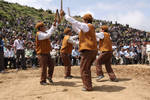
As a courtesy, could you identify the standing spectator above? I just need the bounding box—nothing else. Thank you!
[32,45,38,68]
[0,33,5,72]
[136,45,142,64]
[4,45,9,69]
[13,34,26,70]
[141,42,147,64]
[9,45,16,69]
[146,44,150,64]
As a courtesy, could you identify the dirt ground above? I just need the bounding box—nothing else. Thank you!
[0,65,150,100]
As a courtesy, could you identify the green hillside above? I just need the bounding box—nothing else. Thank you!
[0,0,54,22]
[0,0,150,44]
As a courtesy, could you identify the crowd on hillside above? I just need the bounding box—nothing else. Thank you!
[0,14,150,72]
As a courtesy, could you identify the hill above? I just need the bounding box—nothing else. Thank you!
[0,0,54,23]
[0,0,150,45]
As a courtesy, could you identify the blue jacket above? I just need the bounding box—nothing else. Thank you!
[0,39,4,52]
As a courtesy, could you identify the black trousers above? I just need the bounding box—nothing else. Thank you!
[4,57,16,69]
[16,50,26,69]
[0,52,4,71]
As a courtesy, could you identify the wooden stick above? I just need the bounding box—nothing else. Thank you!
[68,7,71,16]
[56,9,61,24]
[61,0,63,10]
[53,9,58,26]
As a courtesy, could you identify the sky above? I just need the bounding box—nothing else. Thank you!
[3,0,150,32]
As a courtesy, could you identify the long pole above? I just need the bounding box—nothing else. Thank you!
[61,0,63,10]
[68,7,71,16]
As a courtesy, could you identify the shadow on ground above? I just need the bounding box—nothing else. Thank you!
[97,78,132,82]
[54,81,77,87]
[93,85,126,92]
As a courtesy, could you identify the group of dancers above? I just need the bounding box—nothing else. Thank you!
[35,9,118,91]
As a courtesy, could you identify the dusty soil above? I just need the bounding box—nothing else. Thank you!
[0,65,150,100]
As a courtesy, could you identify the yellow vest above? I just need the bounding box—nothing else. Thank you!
[36,32,51,54]
[60,35,73,54]
[99,32,112,51]
[79,24,97,52]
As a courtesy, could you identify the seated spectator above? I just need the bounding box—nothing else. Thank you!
[4,45,16,69]
[32,45,38,68]
[124,48,131,64]
[50,48,57,65]
[25,45,33,67]
[119,48,126,64]
[113,48,120,65]
[129,49,137,64]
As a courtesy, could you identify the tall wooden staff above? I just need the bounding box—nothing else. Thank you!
[59,0,64,22]
[68,7,71,16]
[53,9,58,26]
[56,9,61,24]
[61,0,63,11]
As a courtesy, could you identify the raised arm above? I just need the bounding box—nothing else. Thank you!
[96,32,104,41]
[68,36,79,46]
[72,24,80,34]
[65,15,89,33]
[38,25,56,40]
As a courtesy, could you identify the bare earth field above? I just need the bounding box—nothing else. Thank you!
[0,65,150,100]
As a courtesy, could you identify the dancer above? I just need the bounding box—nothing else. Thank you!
[60,28,78,79]
[60,10,98,91]
[95,25,118,82]
[35,21,57,85]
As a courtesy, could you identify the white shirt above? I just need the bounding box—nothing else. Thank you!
[146,44,150,52]
[72,24,80,34]
[53,44,60,50]
[4,48,14,58]
[68,35,79,46]
[95,32,104,41]
[65,15,89,33]
[72,49,79,57]
[119,50,125,56]
[50,49,57,58]
[38,25,56,40]
[124,51,130,58]
[14,39,24,50]
[130,51,137,58]
[95,32,112,42]
[9,49,15,57]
